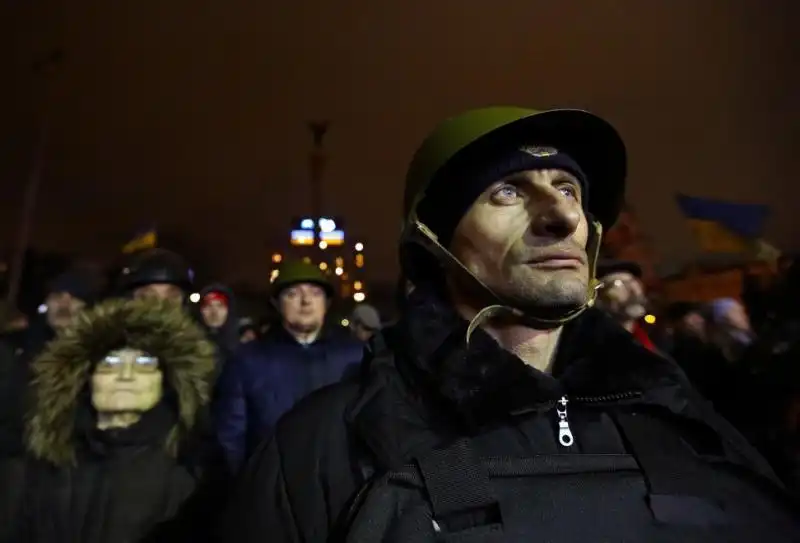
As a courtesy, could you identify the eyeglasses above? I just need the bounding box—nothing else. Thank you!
[96,353,160,373]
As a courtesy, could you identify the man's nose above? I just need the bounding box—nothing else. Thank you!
[118,361,135,380]
[529,193,581,239]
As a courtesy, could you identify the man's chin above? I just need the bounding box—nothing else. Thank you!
[625,305,647,320]
[288,320,322,333]
[502,285,589,318]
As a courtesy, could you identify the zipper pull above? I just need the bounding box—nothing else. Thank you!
[556,396,574,447]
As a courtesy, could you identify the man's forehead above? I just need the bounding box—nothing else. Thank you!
[497,167,581,184]
[284,282,323,293]
[107,347,145,356]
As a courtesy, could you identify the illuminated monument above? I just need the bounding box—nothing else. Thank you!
[268,122,368,304]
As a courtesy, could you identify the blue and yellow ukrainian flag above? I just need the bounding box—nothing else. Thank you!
[122,226,157,254]
[675,194,770,255]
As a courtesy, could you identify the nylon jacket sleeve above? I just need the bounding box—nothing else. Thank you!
[220,437,302,543]
[213,355,248,474]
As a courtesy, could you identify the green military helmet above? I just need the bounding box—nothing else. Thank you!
[400,107,628,334]
[271,260,334,298]
[403,106,627,234]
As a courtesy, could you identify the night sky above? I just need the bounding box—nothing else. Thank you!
[0,0,798,288]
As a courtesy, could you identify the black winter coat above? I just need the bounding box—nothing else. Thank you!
[222,291,799,542]
[0,298,223,543]
[0,408,207,543]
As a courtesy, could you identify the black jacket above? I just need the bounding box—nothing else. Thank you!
[196,283,240,374]
[0,298,223,543]
[222,290,799,542]
[0,317,55,457]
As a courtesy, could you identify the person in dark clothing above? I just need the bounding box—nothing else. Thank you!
[0,340,19,455]
[741,261,800,492]
[222,107,799,542]
[214,261,363,474]
[348,304,382,343]
[197,284,239,367]
[0,297,219,543]
[237,317,259,344]
[0,269,98,457]
[595,259,657,351]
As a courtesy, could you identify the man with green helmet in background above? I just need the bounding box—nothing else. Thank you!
[223,108,798,542]
[213,260,363,474]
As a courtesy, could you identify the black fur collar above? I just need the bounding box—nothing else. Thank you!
[389,288,690,429]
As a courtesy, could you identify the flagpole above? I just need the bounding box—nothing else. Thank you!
[5,50,63,307]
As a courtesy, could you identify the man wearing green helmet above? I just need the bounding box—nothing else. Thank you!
[223,108,798,542]
[213,260,362,474]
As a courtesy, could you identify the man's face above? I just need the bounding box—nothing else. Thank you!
[720,301,751,332]
[240,329,257,343]
[679,311,706,339]
[91,348,163,416]
[45,291,86,330]
[449,169,590,314]
[201,297,229,329]
[278,283,328,333]
[597,271,647,321]
[133,283,184,303]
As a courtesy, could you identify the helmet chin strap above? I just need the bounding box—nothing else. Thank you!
[402,213,604,345]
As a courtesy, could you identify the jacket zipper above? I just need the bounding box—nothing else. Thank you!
[555,396,574,447]
[555,391,643,448]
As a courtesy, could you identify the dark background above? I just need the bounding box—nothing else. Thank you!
[0,0,797,290]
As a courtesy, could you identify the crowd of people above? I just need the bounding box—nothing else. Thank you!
[0,106,797,542]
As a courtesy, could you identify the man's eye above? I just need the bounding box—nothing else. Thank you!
[558,184,579,199]
[492,185,521,203]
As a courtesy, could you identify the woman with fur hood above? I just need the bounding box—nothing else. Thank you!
[0,297,219,543]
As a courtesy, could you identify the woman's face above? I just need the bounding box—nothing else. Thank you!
[91,348,163,414]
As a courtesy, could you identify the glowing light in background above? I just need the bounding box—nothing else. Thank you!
[318,218,337,232]
[353,292,366,302]
[354,242,364,251]
[189,293,201,303]
[291,230,314,246]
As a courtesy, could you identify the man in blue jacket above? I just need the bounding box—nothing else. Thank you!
[214,261,363,473]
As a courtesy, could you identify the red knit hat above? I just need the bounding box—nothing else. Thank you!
[201,291,228,308]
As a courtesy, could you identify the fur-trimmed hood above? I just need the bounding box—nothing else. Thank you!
[26,297,216,466]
